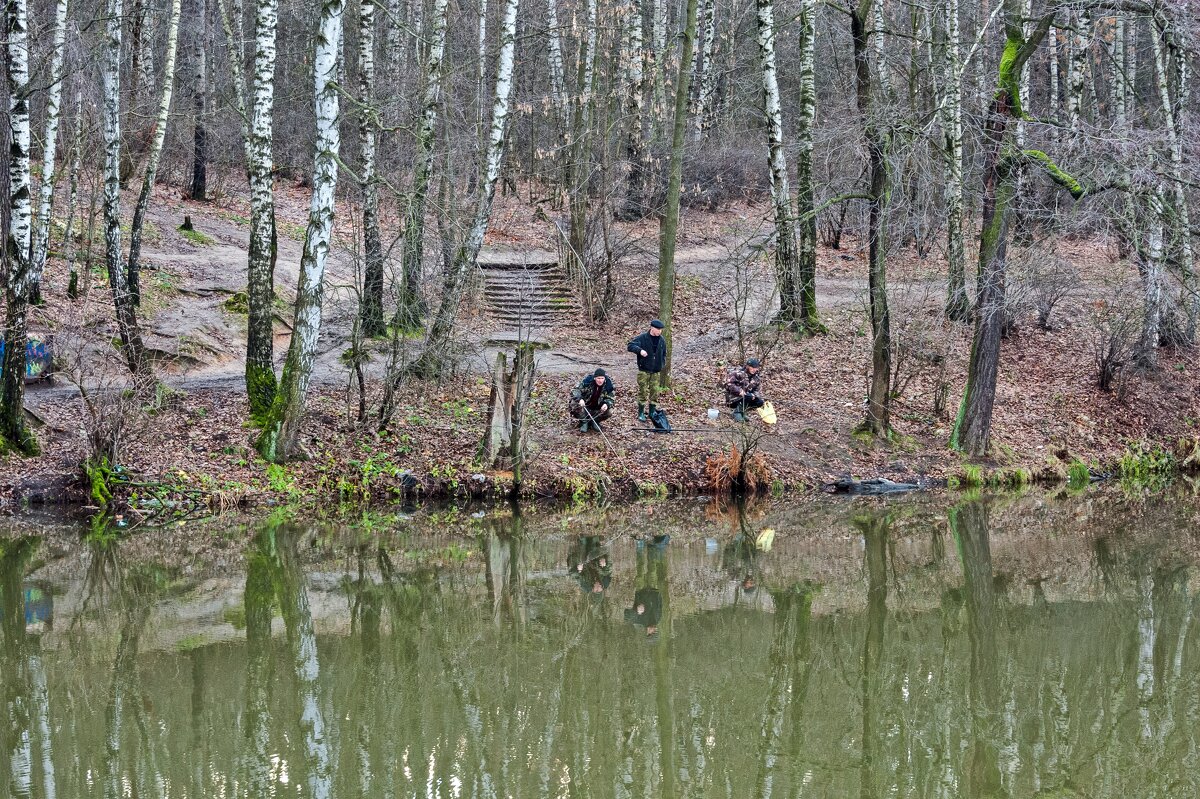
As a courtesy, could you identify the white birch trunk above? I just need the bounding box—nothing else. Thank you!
[753,0,799,321]
[101,0,151,376]
[1048,24,1058,122]
[217,0,280,415]
[358,0,386,336]
[1067,10,1088,130]
[30,0,71,293]
[794,0,819,329]
[30,651,56,799]
[284,565,332,799]
[2,0,37,450]
[619,0,646,217]
[1112,14,1127,130]
[873,0,893,100]
[545,0,567,111]
[414,0,520,377]
[391,0,447,333]
[1136,186,1165,368]
[255,0,344,461]
[690,0,715,139]
[939,0,967,321]
[128,0,184,304]
[1151,20,1198,340]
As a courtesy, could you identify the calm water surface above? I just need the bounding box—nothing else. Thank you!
[2,492,1199,798]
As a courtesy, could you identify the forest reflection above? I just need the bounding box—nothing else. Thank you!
[2,494,1199,798]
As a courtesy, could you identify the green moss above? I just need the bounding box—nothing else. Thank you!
[179,226,215,246]
[85,457,115,507]
[246,363,277,426]
[223,291,250,314]
[1023,149,1085,199]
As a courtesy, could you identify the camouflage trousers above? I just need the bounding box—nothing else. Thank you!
[636,371,662,406]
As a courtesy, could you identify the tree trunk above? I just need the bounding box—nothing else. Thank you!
[392,0,448,335]
[29,0,71,304]
[851,0,892,438]
[218,0,281,419]
[952,0,1058,456]
[1066,10,1088,130]
[1151,17,1197,342]
[255,0,344,462]
[753,0,799,328]
[191,0,209,201]
[656,0,700,387]
[64,91,84,300]
[1,0,38,454]
[618,0,646,219]
[794,0,820,333]
[358,0,386,338]
[939,0,969,322]
[410,0,519,379]
[101,0,152,378]
[1134,187,1165,368]
[567,0,598,287]
[690,0,716,140]
[128,0,184,306]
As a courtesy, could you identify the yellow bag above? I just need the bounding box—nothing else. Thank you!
[756,401,778,425]
[755,528,776,552]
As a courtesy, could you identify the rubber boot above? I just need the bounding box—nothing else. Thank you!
[579,420,589,432]
[733,407,747,423]
[638,404,647,422]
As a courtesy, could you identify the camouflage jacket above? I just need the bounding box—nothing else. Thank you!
[721,366,762,402]
[572,374,616,409]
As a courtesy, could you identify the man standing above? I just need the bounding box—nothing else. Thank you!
[570,368,616,432]
[627,319,667,422]
[722,357,765,422]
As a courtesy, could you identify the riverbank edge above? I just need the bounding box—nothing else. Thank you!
[8,434,1198,523]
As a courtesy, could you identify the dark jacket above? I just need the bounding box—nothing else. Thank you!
[572,374,616,410]
[627,331,667,373]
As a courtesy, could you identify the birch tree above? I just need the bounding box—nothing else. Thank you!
[393,0,448,333]
[63,91,84,300]
[691,0,716,139]
[410,0,520,379]
[128,0,184,306]
[100,0,152,378]
[255,0,344,462]
[618,0,646,219]
[938,0,969,321]
[753,0,800,329]
[656,0,701,385]
[1066,10,1089,130]
[1150,13,1197,341]
[29,0,71,304]
[217,0,281,419]
[794,0,821,333]
[952,3,1082,456]
[357,0,386,338]
[1,0,38,454]
[1134,186,1166,368]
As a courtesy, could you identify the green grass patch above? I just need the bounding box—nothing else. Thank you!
[179,226,215,246]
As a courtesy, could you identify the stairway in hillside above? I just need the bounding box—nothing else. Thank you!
[477,249,579,330]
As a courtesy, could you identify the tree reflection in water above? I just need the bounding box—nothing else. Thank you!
[3,493,1200,798]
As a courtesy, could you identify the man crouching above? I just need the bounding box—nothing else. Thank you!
[722,358,765,422]
[570,368,615,432]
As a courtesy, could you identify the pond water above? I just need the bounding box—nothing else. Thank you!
[2,491,1199,798]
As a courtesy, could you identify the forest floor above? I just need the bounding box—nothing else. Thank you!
[3,178,1200,510]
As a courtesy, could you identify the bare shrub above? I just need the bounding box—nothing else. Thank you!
[1007,244,1079,332]
[1089,278,1144,395]
[888,280,953,417]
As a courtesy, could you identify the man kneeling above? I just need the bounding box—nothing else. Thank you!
[570,368,615,432]
[722,358,765,422]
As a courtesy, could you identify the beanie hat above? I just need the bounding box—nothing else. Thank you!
[593,368,607,378]
[650,319,665,329]
[746,358,761,368]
